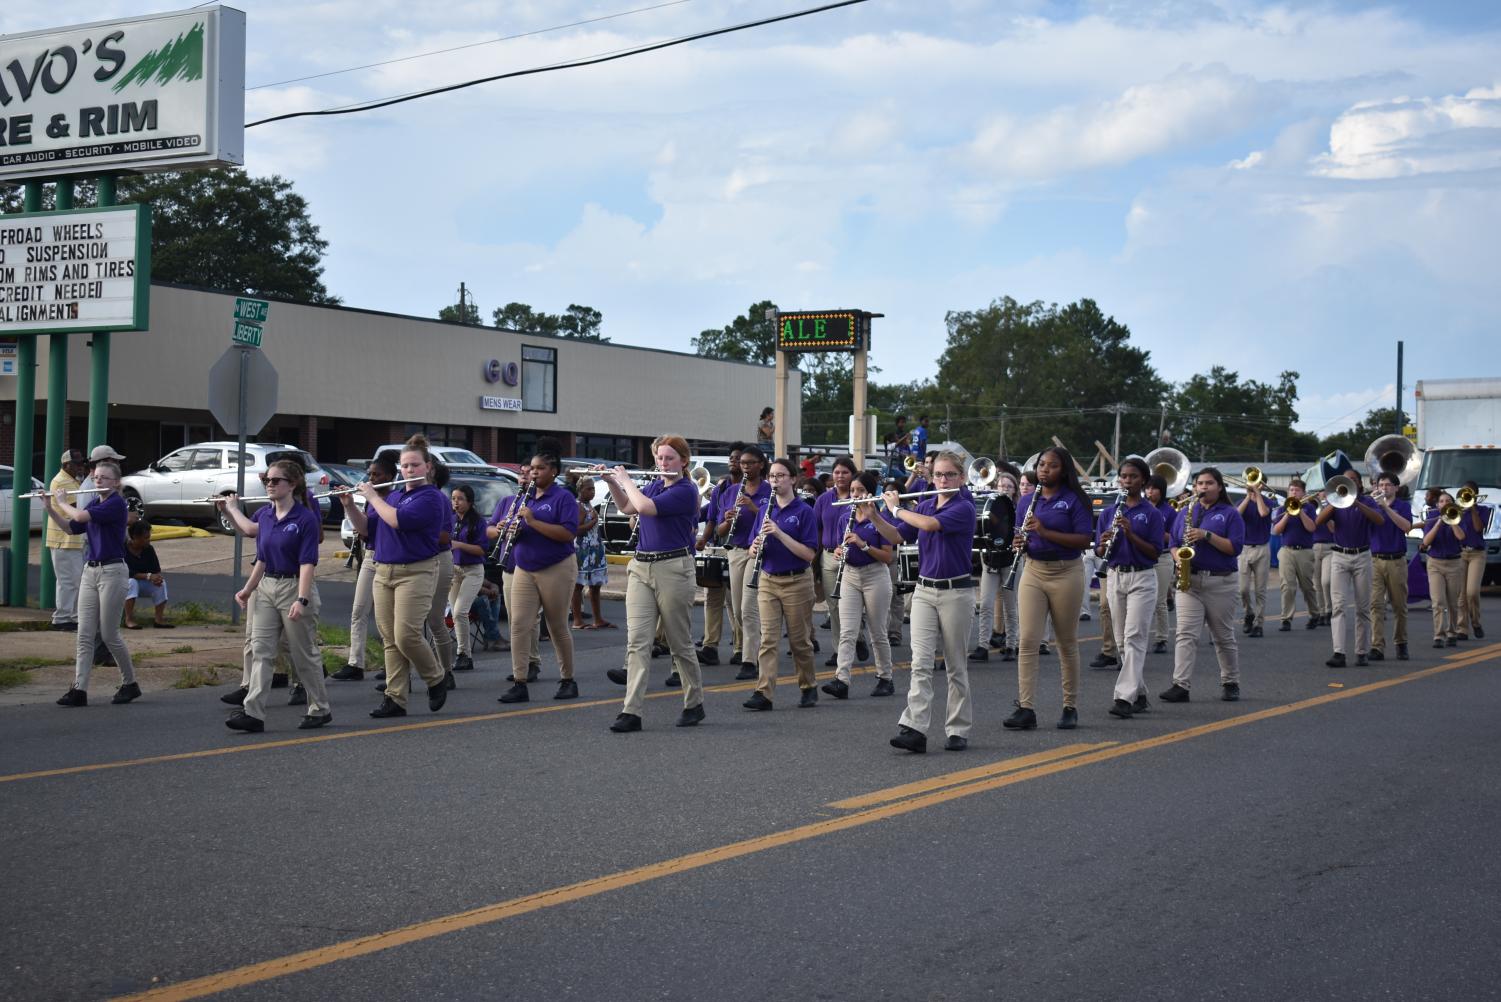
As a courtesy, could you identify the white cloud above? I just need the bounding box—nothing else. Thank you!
[1313,86,1501,179]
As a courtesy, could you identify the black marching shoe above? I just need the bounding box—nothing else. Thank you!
[555,678,579,700]
[1152,641,1167,653]
[370,697,406,718]
[1325,653,1347,668]
[427,683,448,712]
[730,650,744,666]
[887,631,903,647]
[372,670,387,682]
[651,643,669,658]
[498,683,528,704]
[944,735,968,752]
[298,712,332,729]
[1037,643,1051,656]
[1368,648,1385,662]
[1160,684,1190,703]
[664,672,681,688]
[224,710,264,733]
[1305,616,1319,630]
[968,646,989,662]
[824,654,838,667]
[989,631,1006,649]
[676,703,706,728]
[1089,653,1118,669]
[855,638,870,662]
[526,663,541,683]
[1456,633,1468,642]
[821,678,850,699]
[697,647,720,666]
[1436,638,1449,648]
[798,687,818,708]
[1002,704,1037,730]
[57,687,87,707]
[890,726,927,753]
[445,671,457,691]
[1251,626,1263,638]
[1000,647,1016,662]
[870,677,895,698]
[1397,644,1409,660]
[1279,621,1291,632]
[1243,613,1254,634]
[734,664,758,681]
[271,673,289,689]
[112,682,142,704]
[374,680,388,692]
[1355,654,1369,667]
[331,665,364,681]
[1057,706,1078,730]
[221,686,248,705]
[743,692,773,711]
[288,684,307,706]
[1446,636,1457,647]
[1221,682,1240,702]
[607,668,628,686]
[1476,624,1486,639]
[609,713,642,733]
[1109,698,1134,718]
[454,654,474,672]
[1131,694,1151,714]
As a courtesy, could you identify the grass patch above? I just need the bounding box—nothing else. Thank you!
[171,644,194,654]
[170,601,231,626]
[0,620,56,633]
[0,655,70,671]
[317,623,350,646]
[171,666,223,689]
[0,667,31,689]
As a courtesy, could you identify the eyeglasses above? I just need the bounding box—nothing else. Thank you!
[932,471,962,480]
[262,476,290,487]
[767,472,790,481]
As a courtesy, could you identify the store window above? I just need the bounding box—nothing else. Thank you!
[401,424,474,449]
[575,435,634,463]
[522,345,556,413]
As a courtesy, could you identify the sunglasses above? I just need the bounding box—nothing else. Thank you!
[261,476,291,487]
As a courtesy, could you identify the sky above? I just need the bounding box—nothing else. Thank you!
[5,0,1498,442]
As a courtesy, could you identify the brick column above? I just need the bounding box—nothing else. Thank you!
[297,415,318,452]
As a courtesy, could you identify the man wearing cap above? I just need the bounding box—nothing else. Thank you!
[47,449,90,631]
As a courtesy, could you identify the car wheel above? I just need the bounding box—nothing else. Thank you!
[216,497,237,534]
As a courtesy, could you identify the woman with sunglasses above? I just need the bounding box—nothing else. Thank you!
[44,460,140,707]
[742,457,819,711]
[216,460,331,731]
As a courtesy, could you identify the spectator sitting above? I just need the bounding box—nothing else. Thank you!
[123,522,173,628]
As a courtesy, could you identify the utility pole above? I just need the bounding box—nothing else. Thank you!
[1395,340,1404,433]
[998,409,1007,462]
[1158,404,1167,446]
[1110,403,1123,469]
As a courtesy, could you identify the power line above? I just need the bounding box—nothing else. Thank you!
[247,0,871,128]
[247,0,694,91]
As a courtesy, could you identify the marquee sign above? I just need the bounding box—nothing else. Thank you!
[775,310,867,353]
[0,204,151,334]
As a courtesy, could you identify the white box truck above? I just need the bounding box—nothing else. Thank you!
[1415,377,1501,583]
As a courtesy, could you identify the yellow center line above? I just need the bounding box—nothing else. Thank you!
[109,649,1498,1002]
[827,742,1115,809]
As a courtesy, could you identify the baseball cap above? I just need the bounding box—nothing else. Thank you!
[89,445,126,462]
[60,448,86,464]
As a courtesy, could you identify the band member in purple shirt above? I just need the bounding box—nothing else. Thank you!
[343,435,450,718]
[695,443,743,666]
[1309,498,1334,628]
[333,455,396,682]
[887,451,978,752]
[1421,492,1466,647]
[1367,472,1414,661]
[1237,479,1274,638]
[448,483,489,673]
[1271,478,1321,632]
[1314,472,1384,667]
[1161,468,1246,704]
[1146,475,1176,653]
[497,449,580,705]
[742,458,819,711]
[720,447,772,681]
[1004,447,1093,733]
[219,460,330,732]
[1457,480,1490,640]
[488,465,540,683]
[604,435,705,732]
[814,456,871,668]
[1097,457,1164,719]
[44,459,139,707]
[822,471,898,700]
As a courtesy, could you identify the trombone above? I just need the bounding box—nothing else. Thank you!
[1456,486,1478,509]
[1226,465,1284,498]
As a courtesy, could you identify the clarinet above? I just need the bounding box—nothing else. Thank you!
[828,505,856,601]
[489,483,534,566]
[1100,487,1128,564]
[721,483,745,544]
[746,498,771,589]
[1004,488,1041,591]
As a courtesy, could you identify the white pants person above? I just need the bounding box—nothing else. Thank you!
[622,555,703,718]
[49,547,83,626]
[126,576,169,608]
[727,548,763,668]
[73,562,135,692]
[837,562,894,683]
[448,562,486,658]
[348,556,376,669]
[1314,542,1333,619]
[1329,550,1373,656]
[901,582,975,739]
[1427,556,1464,642]
[1171,572,1240,691]
[821,551,870,657]
[972,565,1012,648]
[1108,566,1158,702]
[244,575,330,723]
[1238,543,1270,628]
[1151,552,1173,645]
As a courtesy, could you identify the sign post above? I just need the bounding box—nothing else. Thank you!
[773,309,878,470]
[208,343,278,624]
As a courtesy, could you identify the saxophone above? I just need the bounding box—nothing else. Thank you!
[1174,495,1200,592]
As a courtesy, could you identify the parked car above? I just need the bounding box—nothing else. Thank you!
[319,462,366,524]
[367,444,490,470]
[0,465,46,536]
[339,468,519,554]
[121,442,331,532]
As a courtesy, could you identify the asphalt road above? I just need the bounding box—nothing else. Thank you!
[3,587,1499,1002]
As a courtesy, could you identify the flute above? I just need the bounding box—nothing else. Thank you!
[315,476,425,499]
[18,485,114,500]
[831,487,960,507]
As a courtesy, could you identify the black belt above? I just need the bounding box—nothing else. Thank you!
[1283,544,1310,550]
[1332,545,1369,555]
[1110,564,1154,574]
[918,575,973,590]
[1243,542,1268,547]
[1373,552,1405,560]
[1191,569,1235,577]
[635,547,690,563]
[723,543,741,551]
[1025,554,1076,562]
[1462,546,1485,552]
[264,571,298,579]
[85,558,123,567]
[765,567,807,578]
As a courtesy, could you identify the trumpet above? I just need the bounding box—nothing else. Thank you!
[1441,503,1465,526]
[902,455,920,473]
[1456,486,1478,509]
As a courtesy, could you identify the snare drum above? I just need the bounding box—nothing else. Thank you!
[695,546,730,588]
[896,545,920,594]
[973,496,996,552]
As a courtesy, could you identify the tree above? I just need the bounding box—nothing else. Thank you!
[438,300,481,325]
[1318,407,1410,462]
[556,304,606,341]
[1168,367,1320,461]
[493,302,608,341]
[692,300,779,363]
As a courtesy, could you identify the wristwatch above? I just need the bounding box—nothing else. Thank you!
[296,596,310,607]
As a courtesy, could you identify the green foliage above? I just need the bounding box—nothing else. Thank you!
[171,601,229,625]
[0,668,32,689]
[1318,407,1410,460]
[0,656,69,672]
[492,302,608,341]
[438,299,482,325]
[172,667,224,689]
[1169,367,1321,461]
[693,300,779,363]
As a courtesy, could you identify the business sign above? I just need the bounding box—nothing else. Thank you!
[0,339,16,375]
[0,203,151,334]
[479,395,523,412]
[0,7,245,180]
[775,310,865,353]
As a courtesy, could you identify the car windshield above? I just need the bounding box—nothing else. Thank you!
[1417,449,1501,491]
[442,449,486,466]
[452,475,517,517]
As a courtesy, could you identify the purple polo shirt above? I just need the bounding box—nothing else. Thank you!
[724,480,772,547]
[253,502,321,575]
[1461,504,1491,549]
[1370,498,1413,555]
[900,489,977,579]
[637,478,698,553]
[1329,503,1378,549]
[1424,514,1463,559]
[907,477,930,495]
[1239,495,1273,545]
[1311,503,1333,544]
[70,492,128,563]
[487,493,523,572]
[373,484,447,564]
[1274,500,1315,546]
[513,482,578,572]
[814,489,853,549]
[707,479,736,525]
[1154,501,1177,546]
[1171,500,1244,573]
[755,495,817,574]
[842,510,896,568]
[1097,498,1164,569]
[1016,488,1092,561]
[452,515,487,566]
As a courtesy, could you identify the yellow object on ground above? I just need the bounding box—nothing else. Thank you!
[149,525,215,541]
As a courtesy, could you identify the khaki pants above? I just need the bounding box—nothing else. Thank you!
[510,556,578,682]
[49,547,83,625]
[502,570,541,676]
[448,562,486,657]
[901,582,975,738]
[244,575,329,722]
[623,555,703,717]
[1152,552,1173,644]
[1016,558,1085,710]
[821,552,868,657]
[756,569,816,700]
[1427,557,1464,642]
[373,557,444,708]
[426,556,455,673]
[1238,544,1270,627]
[1314,542,1333,617]
[74,563,135,691]
[727,548,763,667]
[702,581,738,653]
[1460,548,1486,636]
[1370,556,1408,652]
[241,585,300,686]
[1329,551,1373,656]
[973,566,1008,646]
[1278,547,1319,623]
[1098,571,1116,656]
[886,559,905,636]
[349,556,376,668]
[1108,567,1157,702]
[838,562,894,682]
[1172,572,1240,690]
